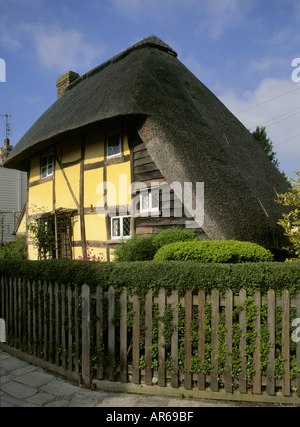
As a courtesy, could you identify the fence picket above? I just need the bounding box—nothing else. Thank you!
[253,290,261,395]
[96,285,103,379]
[132,294,140,384]
[13,277,17,343]
[18,278,21,345]
[282,290,290,396]
[9,277,12,340]
[74,286,80,374]
[38,281,42,356]
[225,289,233,393]
[198,290,206,390]
[61,284,66,369]
[267,289,275,395]
[43,281,48,361]
[239,288,247,393]
[158,288,165,387]
[184,290,193,390]
[32,281,36,356]
[81,283,91,387]
[27,281,31,352]
[211,289,219,392]
[171,290,178,388]
[145,289,152,385]
[49,282,53,364]
[120,288,127,383]
[55,282,59,366]
[108,286,115,381]
[68,285,72,371]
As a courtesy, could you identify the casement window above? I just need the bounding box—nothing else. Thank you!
[41,154,53,178]
[140,189,159,213]
[111,215,131,239]
[107,132,121,158]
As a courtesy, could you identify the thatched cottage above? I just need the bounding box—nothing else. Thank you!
[3,36,289,260]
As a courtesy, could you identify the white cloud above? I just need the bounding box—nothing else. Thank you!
[20,24,103,73]
[249,57,288,73]
[196,0,255,39]
[219,78,300,178]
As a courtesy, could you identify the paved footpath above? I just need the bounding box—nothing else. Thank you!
[0,349,238,408]
[0,349,294,408]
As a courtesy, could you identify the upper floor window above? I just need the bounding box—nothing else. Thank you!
[140,189,159,213]
[107,132,121,158]
[41,154,53,178]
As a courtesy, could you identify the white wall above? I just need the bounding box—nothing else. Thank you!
[0,164,27,242]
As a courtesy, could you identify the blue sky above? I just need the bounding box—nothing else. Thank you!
[0,0,299,180]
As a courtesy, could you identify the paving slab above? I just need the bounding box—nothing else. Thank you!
[15,371,55,388]
[41,380,81,397]
[44,400,69,407]
[0,393,25,407]
[26,391,56,406]
[1,381,38,399]
[0,356,28,372]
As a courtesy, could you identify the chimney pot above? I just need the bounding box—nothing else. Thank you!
[56,71,80,99]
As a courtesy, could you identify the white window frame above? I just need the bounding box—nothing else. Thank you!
[41,153,53,179]
[140,188,159,213]
[111,215,131,240]
[106,131,122,159]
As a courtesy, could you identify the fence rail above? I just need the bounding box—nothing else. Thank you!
[1,274,300,404]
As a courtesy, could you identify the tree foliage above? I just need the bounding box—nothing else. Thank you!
[276,171,300,260]
[252,125,280,170]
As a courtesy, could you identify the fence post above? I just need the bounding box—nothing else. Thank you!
[239,288,247,393]
[81,283,91,388]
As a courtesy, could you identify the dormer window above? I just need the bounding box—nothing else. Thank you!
[41,154,53,178]
[107,132,121,158]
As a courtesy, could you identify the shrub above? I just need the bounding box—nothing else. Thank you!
[153,240,274,263]
[113,227,197,262]
[0,236,27,260]
[113,234,156,262]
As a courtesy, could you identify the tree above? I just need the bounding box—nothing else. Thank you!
[252,126,280,170]
[276,171,300,260]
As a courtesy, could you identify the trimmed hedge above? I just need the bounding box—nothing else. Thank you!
[154,240,274,263]
[113,227,197,262]
[1,259,300,298]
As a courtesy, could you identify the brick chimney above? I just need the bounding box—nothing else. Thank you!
[56,71,80,99]
[1,137,13,163]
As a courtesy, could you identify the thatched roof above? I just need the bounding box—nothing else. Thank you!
[4,35,290,249]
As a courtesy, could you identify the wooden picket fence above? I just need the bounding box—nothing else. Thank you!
[1,274,300,404]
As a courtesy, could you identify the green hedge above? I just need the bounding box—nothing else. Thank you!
[1,259,300,298]
[113,227,197,262]
[154,240,274,263]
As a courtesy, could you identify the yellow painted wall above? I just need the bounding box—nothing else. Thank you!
[106,161,131,206]
[17,212,27,234]
[73,246,83,260]
[84,127,105,165]
[85,215,107,242]
[55,163,80,209]
[29,155,40,183]
[28,244,38,261]
[28,180,53,215]
[84,167,104,208]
